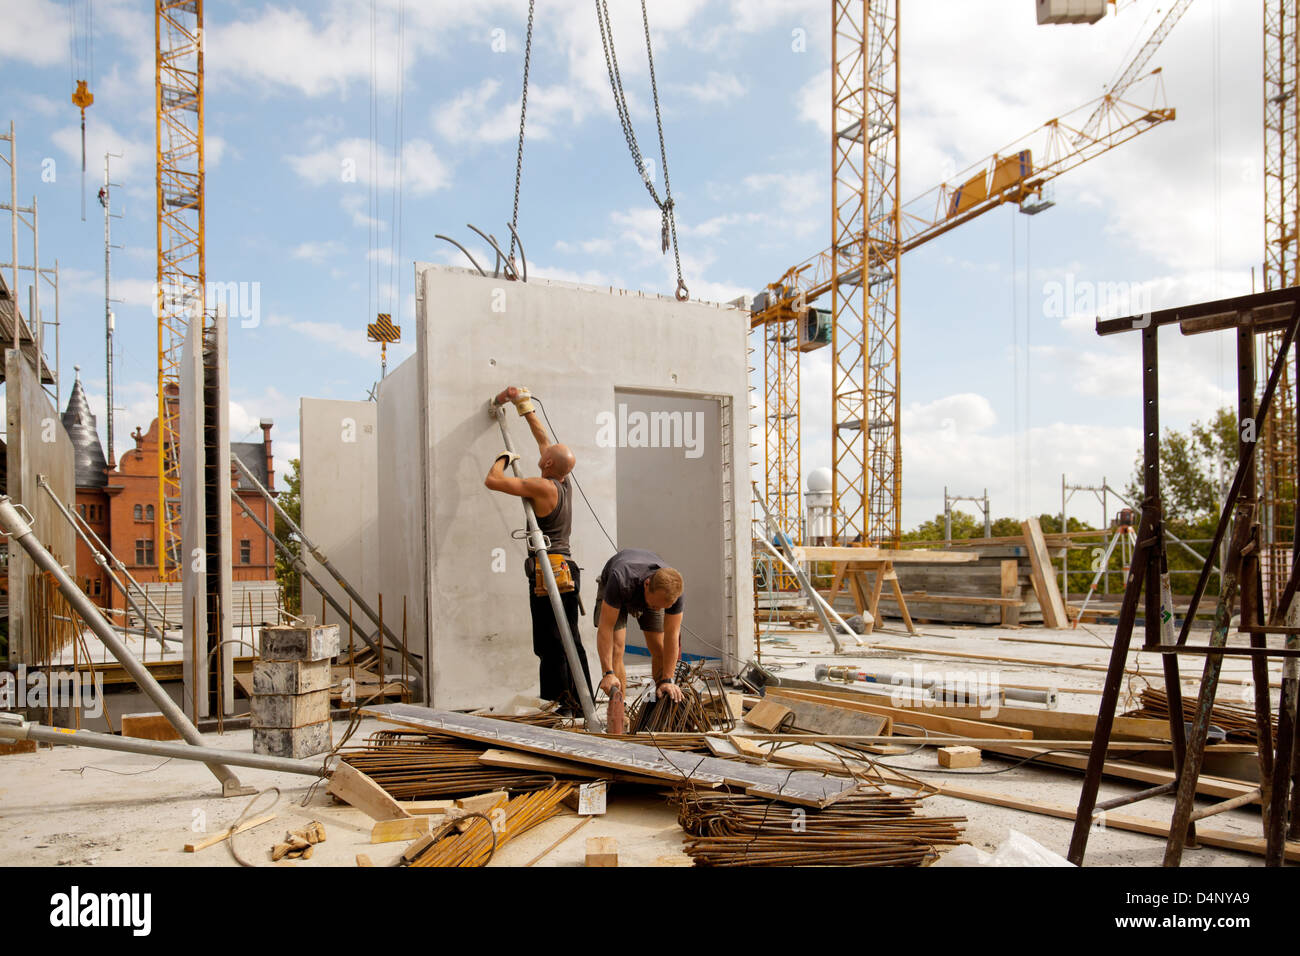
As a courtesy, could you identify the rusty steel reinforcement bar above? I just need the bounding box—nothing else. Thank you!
[0,495,248,794]
[37,475,177,649]
[230,454,423,678]
[0,714,324,775]
[38,475,174,631]
[490,399,602,730]
[228,487,393,670]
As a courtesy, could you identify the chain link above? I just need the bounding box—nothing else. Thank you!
[596,0,687,300]
[508,0,535,269]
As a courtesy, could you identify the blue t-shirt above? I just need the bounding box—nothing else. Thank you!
[598,548,684,616]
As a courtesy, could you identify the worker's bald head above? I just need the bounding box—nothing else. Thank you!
[540,443,576,479]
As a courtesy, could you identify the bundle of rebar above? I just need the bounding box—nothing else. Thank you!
[626,661,735,734]
[673,789,966,867]
[408,783,574,867]
[339,730,580,799]
[1125,686,1274,743]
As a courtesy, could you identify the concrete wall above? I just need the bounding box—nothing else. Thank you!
[376,358,427,693]
[180,318,206,717]
[378,264,753,710]
[4,348,76,664]
[299,398,382,650]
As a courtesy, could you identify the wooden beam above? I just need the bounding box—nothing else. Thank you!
[1022,517,1068,628]
[327,762,413,822]
[794,546,977,564]
[183,813,276,852]
[765,688,1032,740]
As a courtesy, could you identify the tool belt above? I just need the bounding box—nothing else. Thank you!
[533,553,575,596]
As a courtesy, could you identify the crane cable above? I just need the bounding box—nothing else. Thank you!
[595,0,688,301]
[508,0,535,272]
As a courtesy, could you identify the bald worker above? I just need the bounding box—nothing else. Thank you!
[484,392,593,715]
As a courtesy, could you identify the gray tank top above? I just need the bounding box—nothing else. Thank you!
[536,476,572,556]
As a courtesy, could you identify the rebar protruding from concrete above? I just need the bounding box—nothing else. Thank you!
[0,495,249,795]
[37,474,176,649]
[230,454,423,679]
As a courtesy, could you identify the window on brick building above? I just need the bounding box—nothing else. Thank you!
[240,539,251,564]
[134,504,143,520]
[78,504,86,518]
[135,539,155,566]
[92,579,102,597]
[146,504,154,521]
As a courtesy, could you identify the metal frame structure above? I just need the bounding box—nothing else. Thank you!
[763,318,801,551]
[1261,0,1299,615]
[756,56,1174,546]
[155,0,205,580]
[831,0,900,547]
[1069,288,1300,867]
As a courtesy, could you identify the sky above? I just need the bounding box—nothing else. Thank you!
[0,0,1263,531]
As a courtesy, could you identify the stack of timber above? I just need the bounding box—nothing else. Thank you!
[674,790,965,867]
[879,518,1069,626]
[251,624,338,758]
[1125,686,1277,743]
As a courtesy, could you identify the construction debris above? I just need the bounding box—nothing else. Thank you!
[406,783,573,867]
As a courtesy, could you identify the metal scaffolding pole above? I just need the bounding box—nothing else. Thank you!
[0,496,251,795]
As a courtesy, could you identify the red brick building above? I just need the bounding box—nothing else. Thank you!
[62,371,278,613]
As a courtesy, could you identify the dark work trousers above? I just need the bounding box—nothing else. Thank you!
[526,557,593,707]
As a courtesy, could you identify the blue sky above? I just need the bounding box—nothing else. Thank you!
[0,0,1263,529]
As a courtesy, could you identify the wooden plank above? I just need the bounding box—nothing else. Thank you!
[327,761,413,821]
[1021,517,1067,628]
[120,712,183,742]
[765,688,1033,741]
[744,699,794,732]
[910,776,1300,864]
[795,546,977,564]
[882,701,1173,743]
[893,592,1024,607]
[183,813,276,852]
[362,703,859,808]
[767,694,891,746]
[937,746,981,768]
[478,748,668,787]
[372,817,431,844]
[1001,559,1020,627]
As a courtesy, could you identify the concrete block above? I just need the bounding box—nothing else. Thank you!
[252,658,332,695]
[259,624,340,661]
[250,689,331,729]
[253,720,332,758]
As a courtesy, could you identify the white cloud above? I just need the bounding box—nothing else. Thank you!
[0,0,70,66]
[670,71,747,106]
[285,137,450,196]
[292,240,346,262]
[50,120,152,184]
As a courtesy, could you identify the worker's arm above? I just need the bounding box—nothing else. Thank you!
[657,612,684,702]
[596,601,622,694]
[522,409,551,455]
[483,454,556,509]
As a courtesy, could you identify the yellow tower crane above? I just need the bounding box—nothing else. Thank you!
[154,0,205,580]
[757,1,1179,551]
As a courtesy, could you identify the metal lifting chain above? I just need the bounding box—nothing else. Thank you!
[595,0,688,301]
[509,0,536,272]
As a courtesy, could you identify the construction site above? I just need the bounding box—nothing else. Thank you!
[0,0,1295,904]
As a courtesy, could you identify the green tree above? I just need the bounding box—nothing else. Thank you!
[275,458,302,614]
[1126,407,1236,526]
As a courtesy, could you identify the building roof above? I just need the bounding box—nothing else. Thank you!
[62,368,109,489]
[231,441,268,490]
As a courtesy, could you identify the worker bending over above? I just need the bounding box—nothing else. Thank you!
[594,549,685,706]
[484,388,593,715]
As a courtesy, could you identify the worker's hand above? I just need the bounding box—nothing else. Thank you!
[657,681,684,703]
[495,451,520,469]
[599,673,621,696]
